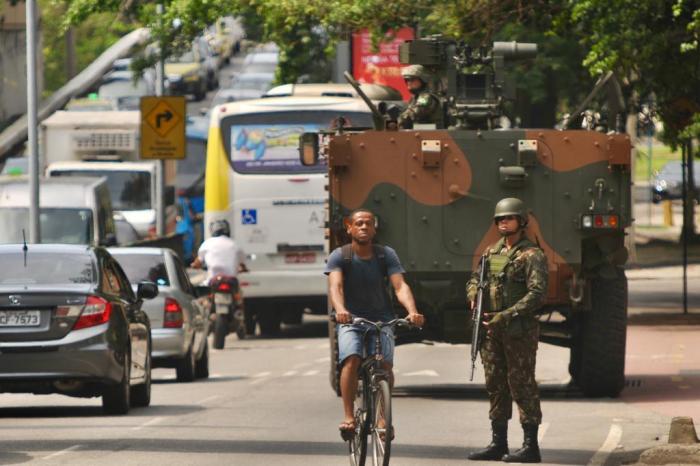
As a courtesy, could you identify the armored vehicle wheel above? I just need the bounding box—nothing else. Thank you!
[572,267,627,397]
[329,319,341,397]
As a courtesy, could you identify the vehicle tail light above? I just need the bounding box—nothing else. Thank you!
[581,214,621,229]
[164,298,184,328]
[216,282,231,292]
[73,296,112,330]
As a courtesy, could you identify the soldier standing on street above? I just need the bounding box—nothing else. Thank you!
[398,64,444,129]
[466,198,548,463]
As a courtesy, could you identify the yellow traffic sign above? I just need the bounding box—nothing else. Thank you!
[140,96,186,159]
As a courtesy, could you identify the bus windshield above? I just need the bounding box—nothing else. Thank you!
[221,111,373,174]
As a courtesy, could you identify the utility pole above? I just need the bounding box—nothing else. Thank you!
[155,3,166,237]
[26,0,40,243]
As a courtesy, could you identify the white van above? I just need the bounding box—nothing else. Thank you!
[46,161,176,238]
[0,176,117,247]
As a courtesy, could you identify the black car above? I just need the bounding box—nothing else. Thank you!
[652,161,700,203]
[0,244,158,414]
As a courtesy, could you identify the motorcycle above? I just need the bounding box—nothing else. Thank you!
[208,274,246,349]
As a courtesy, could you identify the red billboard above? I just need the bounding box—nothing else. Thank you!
[352,28,415,101]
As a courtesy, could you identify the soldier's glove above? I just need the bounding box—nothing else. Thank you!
[488,310,515,329]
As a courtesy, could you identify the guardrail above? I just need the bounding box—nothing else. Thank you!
[0,28,150,161]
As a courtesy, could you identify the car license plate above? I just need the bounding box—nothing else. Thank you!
[285,252,316,264]
[214,293,232,305]
[0,310,41,327]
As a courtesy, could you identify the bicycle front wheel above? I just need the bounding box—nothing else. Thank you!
[349,375,370,466]
[371,379,392,466]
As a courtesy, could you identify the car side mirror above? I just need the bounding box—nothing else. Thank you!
[194,285,210,298]
[137,281,159,300]
[299,132,319,166]
[102,233,118,247]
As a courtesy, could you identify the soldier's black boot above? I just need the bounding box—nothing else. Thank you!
[502,423,541,463]
[467,420,508,461]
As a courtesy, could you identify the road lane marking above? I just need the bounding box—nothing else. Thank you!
[250,371,272,385]
[538,422,550,444]
[587,423,622,466]
[294,345,308,350]
[679,385,691,389]
[283,371,298,377]
[403,370,439,377]
[293,362,312,369]
[315,356,329,363]
[42,444,81,460]
[303,370,319,376]
[198,395,221,405]
[132,416,163,431]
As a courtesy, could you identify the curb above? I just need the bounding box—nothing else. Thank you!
[637,417,700,465]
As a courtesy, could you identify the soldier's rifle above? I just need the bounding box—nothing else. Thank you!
[470,254,489,381]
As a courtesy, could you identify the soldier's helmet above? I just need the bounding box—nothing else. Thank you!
[493,197,528,226]
[401,64,431,84]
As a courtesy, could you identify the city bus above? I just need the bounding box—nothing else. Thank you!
[204,96,380,335]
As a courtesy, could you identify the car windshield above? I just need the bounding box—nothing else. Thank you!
[50,170,151,211]
[232,78,272,91]
[222,111,373,174]
[98,79,150,99]
[167,50,195,63]
[113,254,170,287]
[0,250,95,286]
[0,208,93,244]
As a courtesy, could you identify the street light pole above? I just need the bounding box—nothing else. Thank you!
[155,3,166,237]
[26,0,40,243]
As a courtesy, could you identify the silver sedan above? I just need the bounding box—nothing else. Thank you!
[110,247,210,382]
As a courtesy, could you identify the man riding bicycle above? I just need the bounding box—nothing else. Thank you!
[191,219,248,281]
[324,209,425,438]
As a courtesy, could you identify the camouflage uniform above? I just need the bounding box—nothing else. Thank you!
[398,91,443,129]
[467,236,548,425]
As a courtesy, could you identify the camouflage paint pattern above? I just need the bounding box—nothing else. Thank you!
[327,128,631,343]
[481,324,542,425]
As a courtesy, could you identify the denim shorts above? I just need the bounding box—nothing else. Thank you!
[337,324,395,365]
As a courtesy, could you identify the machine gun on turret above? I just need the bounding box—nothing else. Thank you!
[399,37,537,130]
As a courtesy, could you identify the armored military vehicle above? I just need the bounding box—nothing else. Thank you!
[302,38,631,398]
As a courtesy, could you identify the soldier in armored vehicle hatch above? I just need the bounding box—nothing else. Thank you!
[398,64,444,129]
[467,198,548,463]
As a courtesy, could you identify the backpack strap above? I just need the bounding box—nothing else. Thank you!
[339,243,389,280]
[373,244,389,280]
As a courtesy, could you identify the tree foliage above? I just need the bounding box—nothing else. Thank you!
[52,0,700,142]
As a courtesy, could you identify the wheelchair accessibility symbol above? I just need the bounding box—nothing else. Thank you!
[241,209,257,225]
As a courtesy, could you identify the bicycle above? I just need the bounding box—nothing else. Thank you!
[335,316,418,466]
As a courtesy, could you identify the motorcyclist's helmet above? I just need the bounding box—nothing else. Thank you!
[210,219,230,237]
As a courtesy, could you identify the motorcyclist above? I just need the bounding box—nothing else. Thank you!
[190,219,248,282]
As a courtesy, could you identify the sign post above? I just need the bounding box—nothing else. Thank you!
[140,95,186,237]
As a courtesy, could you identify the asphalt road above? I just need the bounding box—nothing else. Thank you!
[1,52,698,466]
[0,265,697,465]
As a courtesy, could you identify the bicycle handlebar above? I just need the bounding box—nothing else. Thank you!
[330,313,421,330]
